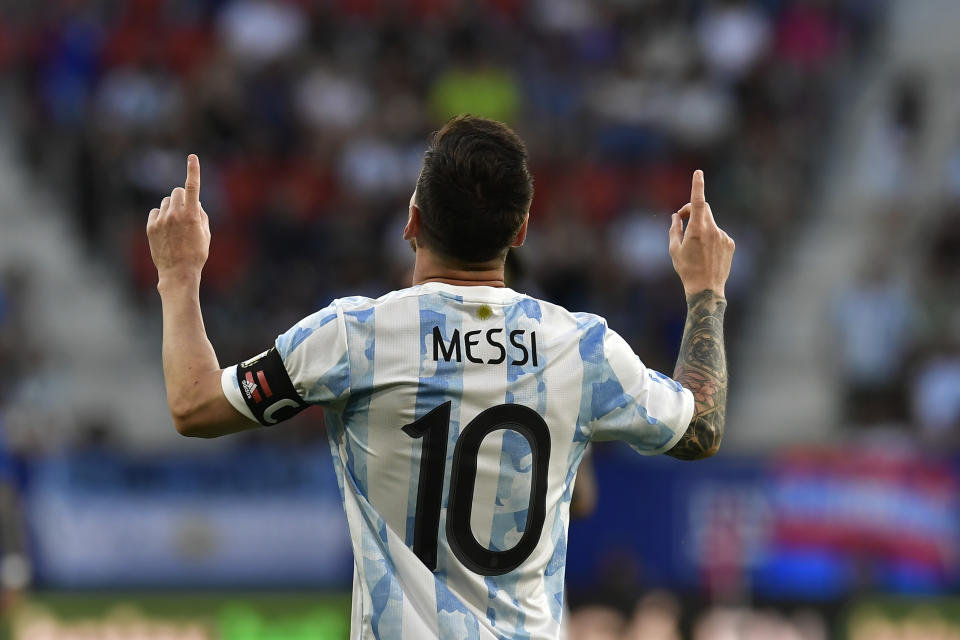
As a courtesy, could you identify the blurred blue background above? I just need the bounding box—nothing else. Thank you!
[2,0,960,638]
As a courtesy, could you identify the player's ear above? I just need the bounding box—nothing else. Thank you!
[510,214,529,248]
[404,199,420,241]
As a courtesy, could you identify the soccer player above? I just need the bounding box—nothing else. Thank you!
[146,116,734,640]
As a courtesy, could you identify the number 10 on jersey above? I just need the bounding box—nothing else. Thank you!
[402,402,551,576]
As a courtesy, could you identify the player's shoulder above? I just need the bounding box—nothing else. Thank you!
[535,295,609,334]
[568,309,608,330]
[331,286,434,310]
[525,298,610,336]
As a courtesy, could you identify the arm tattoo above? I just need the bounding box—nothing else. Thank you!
[666,290,728,460]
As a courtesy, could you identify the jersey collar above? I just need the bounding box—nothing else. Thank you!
[415,281,523,304]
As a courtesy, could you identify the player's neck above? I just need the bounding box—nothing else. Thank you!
[411,248,506,288]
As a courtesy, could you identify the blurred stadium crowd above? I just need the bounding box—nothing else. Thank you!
[3,0,880,373]
[13,0,960,639]
[833,75,960,442]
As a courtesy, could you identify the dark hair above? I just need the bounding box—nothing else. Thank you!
[415,115,534,264]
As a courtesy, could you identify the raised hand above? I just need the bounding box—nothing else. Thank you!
[665,170,732,460]
[668,170,735,298]
[146,154,211,284]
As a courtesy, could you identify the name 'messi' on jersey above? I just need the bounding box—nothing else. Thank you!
[219,282,695,640]
[432,325,537,365]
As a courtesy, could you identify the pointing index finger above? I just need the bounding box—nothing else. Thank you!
[691,169,705,208]
[185,154,201,202]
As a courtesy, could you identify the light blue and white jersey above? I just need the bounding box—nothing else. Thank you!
[222,282,694,640]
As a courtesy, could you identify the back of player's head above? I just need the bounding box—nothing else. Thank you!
[415,115,534,264]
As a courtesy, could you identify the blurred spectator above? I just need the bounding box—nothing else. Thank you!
[94,62,183,132]
[905,205,960,443]
[0,271,32,612]
[663,70,735,149]
[622,590,682,640]
[697,0,771,80]
[530,0,595,35]
[910,348,960,443]
[338,135,421,197]
[567,595,827,640]
[429,46,521,124]
[773,0,839,71]
[0,269,40,416]
[833,264,916,425]
[217,0,308,67]
[693,607,826,640]
[295,62,373,134]
[569,606,627,640]
[0,427,29,614]
[856,76,926,197]
[607,209,673,284]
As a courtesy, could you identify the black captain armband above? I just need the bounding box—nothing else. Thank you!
[236,347,307,425]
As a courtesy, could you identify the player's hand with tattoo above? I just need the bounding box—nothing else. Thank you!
[146,154,210,288]
[665,171,734,460]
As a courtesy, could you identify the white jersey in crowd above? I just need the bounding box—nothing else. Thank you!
[222,282,694,640]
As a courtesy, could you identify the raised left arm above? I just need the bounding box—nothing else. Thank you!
[666,290,727,460]
[663,171,734,460]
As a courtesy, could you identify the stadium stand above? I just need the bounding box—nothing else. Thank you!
[2,0,883,426]
[733,0,960,450]
[0,119,171,451]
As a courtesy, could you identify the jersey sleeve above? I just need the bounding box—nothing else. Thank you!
[587,327,695,455]
[221,302,350,425]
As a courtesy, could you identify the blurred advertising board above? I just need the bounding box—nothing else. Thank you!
[567,445,960,597]
[18,443,960,596]
[765,448,960,594]
[2,592,350,640]
[24,447,353,587]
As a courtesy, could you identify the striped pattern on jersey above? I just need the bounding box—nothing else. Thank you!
[222,282,694,640]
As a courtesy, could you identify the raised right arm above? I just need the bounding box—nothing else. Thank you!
[664,171,735,461]
[147,155,259,438]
